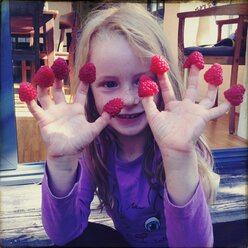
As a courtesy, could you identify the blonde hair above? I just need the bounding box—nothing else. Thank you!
[72,3,219,208]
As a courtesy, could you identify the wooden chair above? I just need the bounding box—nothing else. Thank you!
[38,10,58,66]
[10,1,44,83]
[55,11,79,87]
[177,3,248,134]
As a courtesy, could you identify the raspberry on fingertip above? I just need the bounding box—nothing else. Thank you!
[33,66,55,88]
[224,84,246,106]
[51,58,69,80]
[18,82,38,104]
[204,63,223,86]
[150,55,169,74]
[183,51,204,70]
[138,75,159,97]
[79,63,96,84]
[103,98,124,117]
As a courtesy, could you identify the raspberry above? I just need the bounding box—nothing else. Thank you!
[51,58,69,80]
[204,63,223,86]
[183,51,204,70]
[103,98,124,117]
[224,84,246,106]
[18,82,37,104]
[138,75,159,97]
[79,63,96,84]
[150,55,170,74]
[33,66,55,88]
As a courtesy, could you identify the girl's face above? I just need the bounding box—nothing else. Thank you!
[89,34,155,137]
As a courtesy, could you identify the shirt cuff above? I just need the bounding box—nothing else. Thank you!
[164,178,207,218]
[42,161,82,201]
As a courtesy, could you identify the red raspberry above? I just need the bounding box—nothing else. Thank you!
[51,58,69,80]
[79,63,96,84]
[204,63,223,86]
[224,84,246,106]
[18,82,37,104]
[33,66,55,88]
[183,51,204,70]
[150,55,169,74]
[138,75,159,97]
[103,98,124,117]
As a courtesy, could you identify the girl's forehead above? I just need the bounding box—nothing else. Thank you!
[91,31,125,49]
[90,33,149,68]
[91,34,133,61]
[89,35,149,78]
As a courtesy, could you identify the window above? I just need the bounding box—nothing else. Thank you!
[0,1,44,186]
[147,0,165,19]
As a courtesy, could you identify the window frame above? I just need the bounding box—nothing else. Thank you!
[0,0,44,186]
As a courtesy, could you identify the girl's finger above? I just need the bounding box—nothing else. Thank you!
[27,100,46,122]
[52,79,66,104]
[37,86,54,110]
[142,96,160,123]
[199,84,218,109]
[206,101,231,121]
[184,65,199,102]
[91,112,111,137]
[74,82,89,106]
[158,73,176,105]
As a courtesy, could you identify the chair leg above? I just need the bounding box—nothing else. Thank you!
[228,59,239,134]
[21,60,27,82]
[229,106,236,135]
[30,61,36,83]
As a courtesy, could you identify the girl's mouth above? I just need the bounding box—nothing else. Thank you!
[117,112,144,119]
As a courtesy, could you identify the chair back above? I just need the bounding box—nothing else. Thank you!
[57,11,79,52]
[177,3,248,68]
[56,11,79,87]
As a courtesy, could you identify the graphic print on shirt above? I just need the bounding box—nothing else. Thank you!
[113,182,167,245]
[132,184,166,244]
[144,216,160,231]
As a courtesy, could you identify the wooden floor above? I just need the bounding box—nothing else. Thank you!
[204,113,247,149]
[0,184,112,247]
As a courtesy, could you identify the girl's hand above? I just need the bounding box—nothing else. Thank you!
[142,65,230,204]
[27,80,110,157]
[142,65,230,154]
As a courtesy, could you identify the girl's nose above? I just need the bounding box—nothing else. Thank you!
[123,89,140,105]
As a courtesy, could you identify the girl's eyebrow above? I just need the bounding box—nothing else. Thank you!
[96,71,151,82]
[133,71,152,79]
[97,75,118,82]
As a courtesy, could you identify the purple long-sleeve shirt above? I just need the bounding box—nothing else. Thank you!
[42,145,213,247]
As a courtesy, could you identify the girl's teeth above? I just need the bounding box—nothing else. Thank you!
[118,113,143,119]
[122,114,135,119]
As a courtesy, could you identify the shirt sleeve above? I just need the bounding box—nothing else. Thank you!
[163,178,213,248]
[41,158,95,246]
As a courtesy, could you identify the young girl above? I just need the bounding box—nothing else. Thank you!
[27,3,231,247]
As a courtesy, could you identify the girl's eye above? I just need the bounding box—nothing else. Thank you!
[104,81,118,88]
[134,79,140,86]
